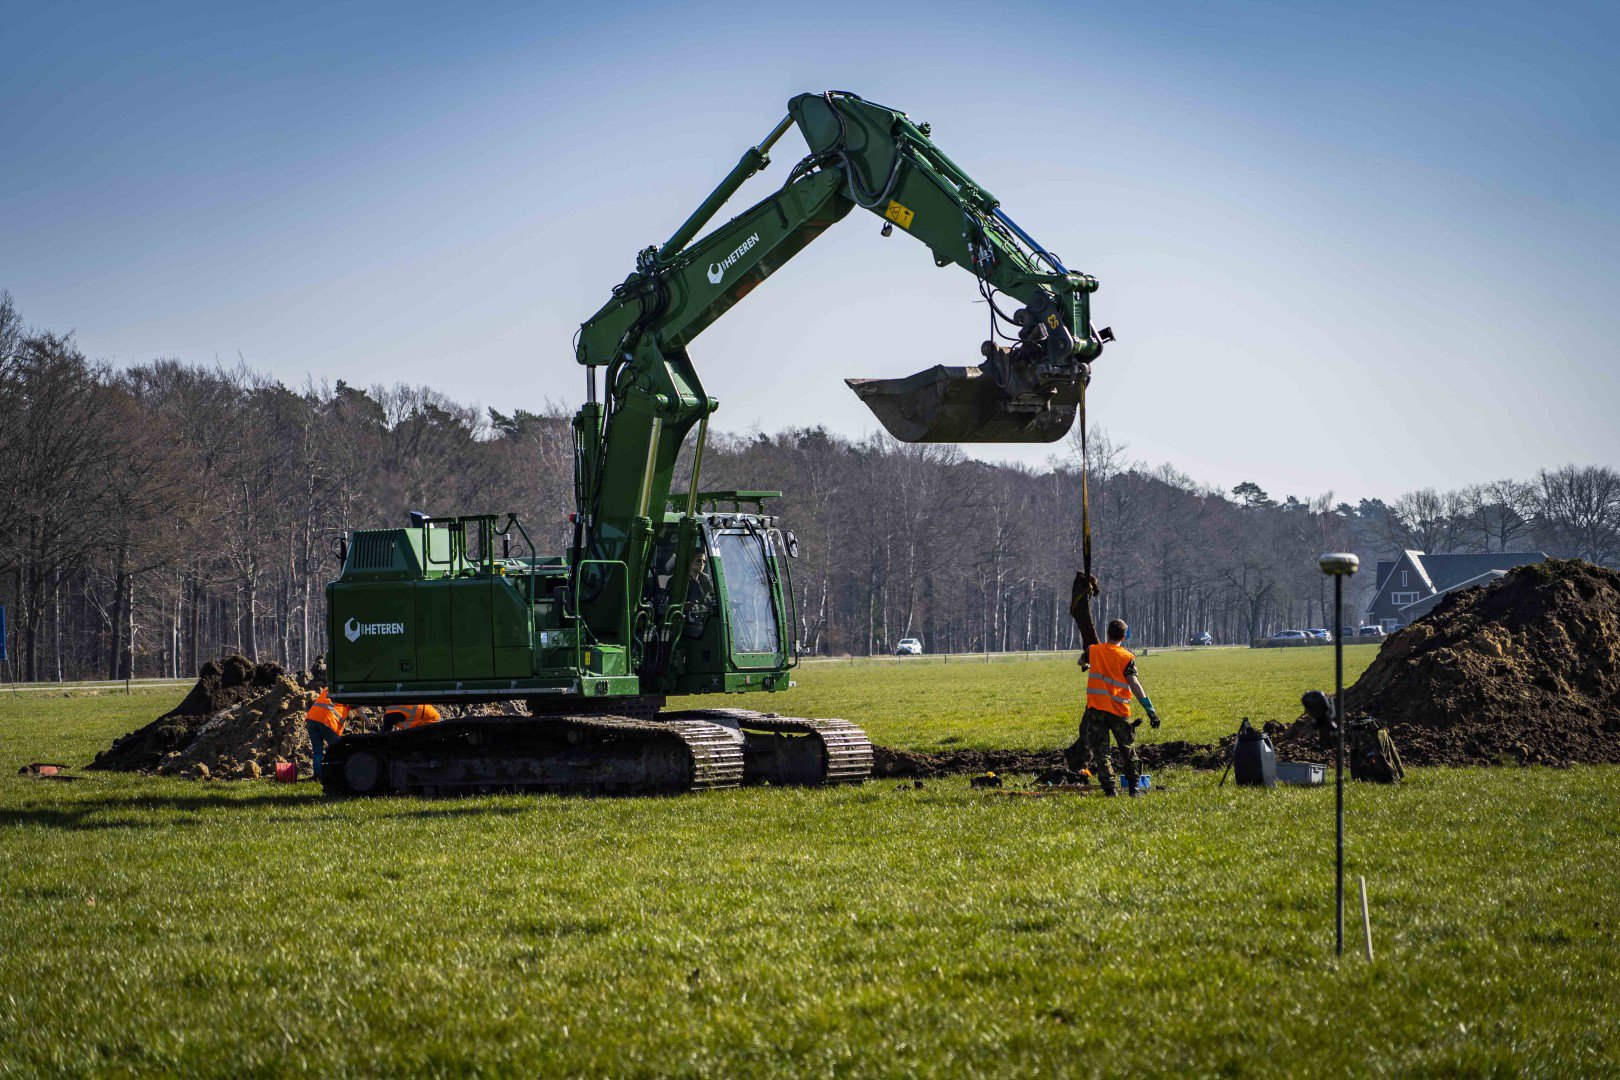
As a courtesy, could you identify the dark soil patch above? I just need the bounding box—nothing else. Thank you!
[872,737,1226,779]
[1272,558,1620,768]
[168,655,288,719]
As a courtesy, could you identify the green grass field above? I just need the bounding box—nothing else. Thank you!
[3,648,1617,1076]
[779,645,1381,751]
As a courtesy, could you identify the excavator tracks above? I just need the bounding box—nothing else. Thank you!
[668,708,874,787]
[321,714,743,798]
[319,708,871,798]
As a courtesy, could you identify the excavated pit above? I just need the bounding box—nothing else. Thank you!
[884,560,1620,777]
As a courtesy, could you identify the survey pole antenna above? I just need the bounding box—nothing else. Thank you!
[1319,552,1359,957]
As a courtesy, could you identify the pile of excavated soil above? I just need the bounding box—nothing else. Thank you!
[1273,559,1620,768]
[170,654,289,716]
[153,677,325,779]
[89,655,288,772]
[90,657,380,778]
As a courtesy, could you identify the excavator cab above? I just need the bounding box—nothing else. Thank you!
[657,492,797,694]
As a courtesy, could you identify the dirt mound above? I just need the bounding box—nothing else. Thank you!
[90,656,380,777]
[169,654,288,718]
[89,655,291,771]
[150,677,319,779]
[1273,559,1620,767]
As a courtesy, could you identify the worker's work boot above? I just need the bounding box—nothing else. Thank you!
[1124,776,1140,797]
[1102,786,1117,798]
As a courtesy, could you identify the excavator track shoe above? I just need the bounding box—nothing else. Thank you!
[670,708,873,786]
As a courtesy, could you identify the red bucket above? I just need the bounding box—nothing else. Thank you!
[274,762,298,784]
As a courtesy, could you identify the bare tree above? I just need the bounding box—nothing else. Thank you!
[1535,465,1620,564]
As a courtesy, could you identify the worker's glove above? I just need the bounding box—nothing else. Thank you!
[1148,711,1161,729]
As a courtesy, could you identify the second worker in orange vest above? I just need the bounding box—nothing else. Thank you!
[305,688,351,782]
[1083,618,1161,797]
[383,703,443,732]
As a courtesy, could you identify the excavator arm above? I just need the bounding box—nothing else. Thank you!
[576,91,1106,434]
[571,90,1108,640]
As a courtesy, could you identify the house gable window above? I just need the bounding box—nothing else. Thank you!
[1390,591,1421,606]
[1401,571,1409,587]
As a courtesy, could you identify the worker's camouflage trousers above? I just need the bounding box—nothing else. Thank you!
[1081,707,1140,792]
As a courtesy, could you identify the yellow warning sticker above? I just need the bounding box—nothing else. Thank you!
[1047,313,1060,329]
[884,200,915,229]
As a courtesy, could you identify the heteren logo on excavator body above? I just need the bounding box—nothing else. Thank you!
[706,233,760,285]
[344,618,405,643]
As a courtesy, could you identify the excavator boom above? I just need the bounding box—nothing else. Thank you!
[571,91,1109,630]
[577,90,1105,445]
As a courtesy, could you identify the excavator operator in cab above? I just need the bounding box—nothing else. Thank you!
[683,548,717,638]
[384,703,443,732]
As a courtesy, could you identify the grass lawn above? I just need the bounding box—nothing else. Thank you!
[766,645,1382,751]
[2,650,1617,1076]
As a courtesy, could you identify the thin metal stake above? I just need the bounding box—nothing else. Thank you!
[1335,573,1345,957]
[1359,875,1374,961]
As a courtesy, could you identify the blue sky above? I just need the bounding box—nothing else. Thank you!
[3,0,1616,501]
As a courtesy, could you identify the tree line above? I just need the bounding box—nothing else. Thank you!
[3,289,1617,680]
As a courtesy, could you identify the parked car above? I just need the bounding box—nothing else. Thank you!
[895,638,923,655]
[1357,625,1386,638]
[1188,632,1213,646]
[1305,628,1333,643]
[1269,630,1309,642]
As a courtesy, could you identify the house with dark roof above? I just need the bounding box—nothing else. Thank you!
[1366,550,1546,630]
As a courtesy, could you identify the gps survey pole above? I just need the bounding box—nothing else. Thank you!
[1319,552,1360,956]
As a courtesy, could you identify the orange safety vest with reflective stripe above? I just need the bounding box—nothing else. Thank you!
[306,690,351,736]
[385,703,442,730]
[1085,643,1135,717]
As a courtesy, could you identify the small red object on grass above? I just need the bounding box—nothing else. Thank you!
[274,762,298,783]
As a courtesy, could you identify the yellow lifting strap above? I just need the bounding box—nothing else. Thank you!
[1080,377,1092,585]
[1069,376,1101,664]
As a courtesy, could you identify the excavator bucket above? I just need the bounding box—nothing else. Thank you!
[846,365,1081,443]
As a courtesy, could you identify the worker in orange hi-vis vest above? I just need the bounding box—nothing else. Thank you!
[1082,618,1162,797]
[383,703,443,732]
[305,688,351,781]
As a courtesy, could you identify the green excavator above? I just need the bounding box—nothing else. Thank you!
[320,90,1108,797]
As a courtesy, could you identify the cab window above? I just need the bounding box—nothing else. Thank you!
[713,531,780,655]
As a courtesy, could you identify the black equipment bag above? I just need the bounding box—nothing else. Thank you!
[1347,717,1405,784]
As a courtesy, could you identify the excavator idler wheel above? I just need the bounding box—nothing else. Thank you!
[343,750,387,796]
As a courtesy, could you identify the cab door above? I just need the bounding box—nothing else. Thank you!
[711,529,785,670]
